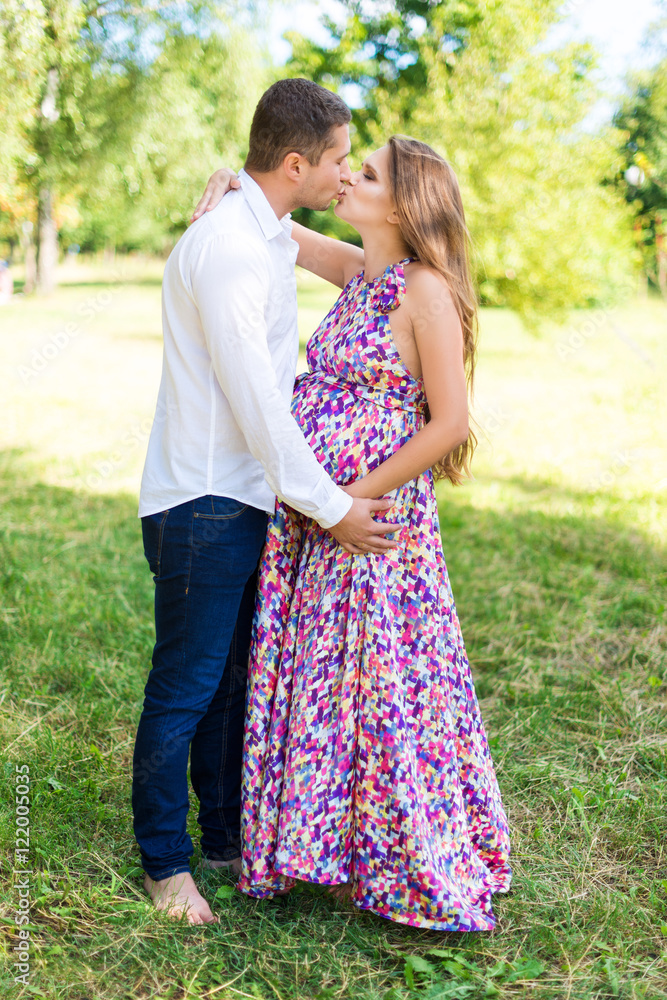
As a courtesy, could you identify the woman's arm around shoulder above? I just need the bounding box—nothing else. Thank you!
[291,223,363,289]
[190,168,363,289]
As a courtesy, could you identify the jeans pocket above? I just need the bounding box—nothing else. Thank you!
[193,495,249,520]
[142,509,169,579]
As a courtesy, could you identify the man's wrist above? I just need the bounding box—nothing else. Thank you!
[315,486,353,530]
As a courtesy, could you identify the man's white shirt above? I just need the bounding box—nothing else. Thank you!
[139,168,352,528]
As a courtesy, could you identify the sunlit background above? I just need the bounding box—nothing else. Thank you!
[1,0,665,523]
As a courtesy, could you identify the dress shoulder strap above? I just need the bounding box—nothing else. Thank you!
[368,257,417,314]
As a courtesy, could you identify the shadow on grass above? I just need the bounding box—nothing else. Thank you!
[1,450,665,999]
[1,446,664,733]
[480,469,666,506]
[59,276,163,289]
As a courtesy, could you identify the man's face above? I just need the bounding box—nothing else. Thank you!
[297,125,352,211]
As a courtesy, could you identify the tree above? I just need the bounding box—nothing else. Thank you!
[615,56,667,296]
[64,26,265,255]
[0,1,265,291]
[0,1,43,199]
[0,1,45,287]
[286,0,636,324]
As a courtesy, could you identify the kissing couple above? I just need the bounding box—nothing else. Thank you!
[132,77,511,931]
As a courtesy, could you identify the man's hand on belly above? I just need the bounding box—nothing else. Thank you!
[328,497,401,555]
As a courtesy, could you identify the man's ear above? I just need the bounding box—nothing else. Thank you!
[283,152,305,181]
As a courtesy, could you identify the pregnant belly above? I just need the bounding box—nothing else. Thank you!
[291,373,421,485]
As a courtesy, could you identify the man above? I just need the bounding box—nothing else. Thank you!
[133,78,399,924]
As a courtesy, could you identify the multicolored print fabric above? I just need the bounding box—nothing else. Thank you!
[237,258,512,931]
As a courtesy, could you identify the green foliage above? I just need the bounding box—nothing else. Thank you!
[66,27,266,253]
[615,55,667,293]
[403,949,546,992]
[0,0,44,201]
[286,0,638,325]
[0,1,268,257]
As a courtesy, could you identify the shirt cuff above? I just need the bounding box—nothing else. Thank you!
[313,486,353,530]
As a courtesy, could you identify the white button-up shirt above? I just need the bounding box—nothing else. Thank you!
[139,169,352,529]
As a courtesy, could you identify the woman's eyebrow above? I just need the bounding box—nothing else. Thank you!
[362,161,378,175]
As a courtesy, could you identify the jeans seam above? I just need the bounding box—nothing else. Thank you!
[157,505,195,864]
[155,509,169,579]
[216,628,236,847]
[142,506,194,870]
[184,502,195,597]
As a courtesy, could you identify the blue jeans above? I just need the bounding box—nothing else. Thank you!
[132,495,268,880]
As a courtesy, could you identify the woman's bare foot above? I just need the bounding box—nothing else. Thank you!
[326,882,353,903]
[200,856,243,877]
[143,872,219,924]
[272,883,294,896]
[200,858,293,896]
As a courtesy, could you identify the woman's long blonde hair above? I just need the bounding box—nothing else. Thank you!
[387,135,478,485]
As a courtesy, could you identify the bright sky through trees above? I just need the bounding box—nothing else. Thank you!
[270,0,662,83]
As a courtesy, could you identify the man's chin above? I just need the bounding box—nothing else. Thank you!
[300,197,339,213]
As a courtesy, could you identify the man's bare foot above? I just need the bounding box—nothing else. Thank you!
[200,856,243,877]
[143,872,219,924]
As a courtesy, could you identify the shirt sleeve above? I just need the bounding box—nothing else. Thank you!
[190,231,352,529]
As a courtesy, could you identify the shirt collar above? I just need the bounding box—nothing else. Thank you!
[238,168,289,242]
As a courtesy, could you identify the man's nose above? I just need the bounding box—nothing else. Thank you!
[340,158,353,182]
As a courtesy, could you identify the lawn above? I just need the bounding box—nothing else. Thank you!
[1,258,666,999]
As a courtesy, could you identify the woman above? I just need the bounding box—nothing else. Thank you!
[194,136,511,931]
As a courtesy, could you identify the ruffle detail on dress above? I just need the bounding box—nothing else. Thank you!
[367,257,417,314]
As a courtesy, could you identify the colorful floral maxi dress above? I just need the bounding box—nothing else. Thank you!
[237,258,512,931]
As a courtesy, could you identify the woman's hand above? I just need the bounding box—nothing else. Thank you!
[191,168,240,223]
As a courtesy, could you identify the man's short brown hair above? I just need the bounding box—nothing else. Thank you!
[245,78,351,173]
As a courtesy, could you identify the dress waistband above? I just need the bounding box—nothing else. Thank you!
[298,370,424,414]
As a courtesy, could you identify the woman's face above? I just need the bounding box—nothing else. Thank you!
[334,145,397,231]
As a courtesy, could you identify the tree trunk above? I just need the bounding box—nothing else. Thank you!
[21,221,37,295]
[36,65,60,295]
[37,186,58,295]
[103,239,116,266]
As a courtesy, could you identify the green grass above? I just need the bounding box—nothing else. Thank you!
[1,261,666,998]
